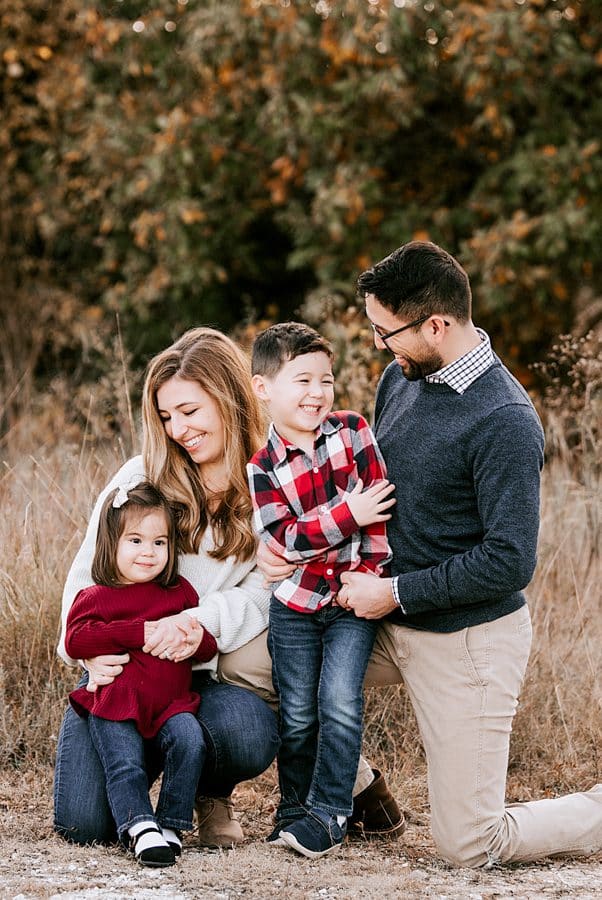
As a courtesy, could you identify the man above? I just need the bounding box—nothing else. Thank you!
[332,240,602,866]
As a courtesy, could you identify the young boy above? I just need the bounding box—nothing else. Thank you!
[247,322,395,859]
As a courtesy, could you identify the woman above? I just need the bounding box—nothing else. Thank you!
[54,327,278,848]
[55,326,402,848]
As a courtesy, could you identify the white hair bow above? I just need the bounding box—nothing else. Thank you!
[112,486,130,509]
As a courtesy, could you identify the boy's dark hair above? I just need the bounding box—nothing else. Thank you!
[251,322,334,379]
[92,481,179,588]
[357,240,472,323]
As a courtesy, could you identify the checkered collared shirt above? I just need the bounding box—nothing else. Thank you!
[424,327,494,394]
[391,327,495,611]
[247,411,392,613]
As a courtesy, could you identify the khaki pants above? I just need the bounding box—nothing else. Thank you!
[218,606,602,867]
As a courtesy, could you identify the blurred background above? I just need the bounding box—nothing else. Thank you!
[0,0,599,807]
[1,0,601,434]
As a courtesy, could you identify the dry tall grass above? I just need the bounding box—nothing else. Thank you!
[0,367,600,809]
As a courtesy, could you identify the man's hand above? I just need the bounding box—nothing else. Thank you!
[256,540,296,585]
[84,653,130,692]
[338,571,398,619]
[345,479,396,527]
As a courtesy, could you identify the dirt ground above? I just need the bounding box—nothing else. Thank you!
[2,769,601,900]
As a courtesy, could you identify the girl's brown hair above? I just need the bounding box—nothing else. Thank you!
[142,327,265,562]
[92,481,179,588]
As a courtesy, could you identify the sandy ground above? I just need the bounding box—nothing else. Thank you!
[2,769,601,900]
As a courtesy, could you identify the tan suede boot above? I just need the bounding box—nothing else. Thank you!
[195,797,244,848]
[348,769,406,838]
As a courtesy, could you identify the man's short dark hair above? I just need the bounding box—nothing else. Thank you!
[357,241,472,323]
[252,322,334,379]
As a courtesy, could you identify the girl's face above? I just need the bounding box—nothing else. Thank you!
[155,376,226,471]
[116,509,170,584]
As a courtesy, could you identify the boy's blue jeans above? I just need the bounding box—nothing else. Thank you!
[88,711,204,840]
[268,596,377,821]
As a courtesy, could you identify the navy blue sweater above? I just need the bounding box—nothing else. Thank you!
[374,358,545,632]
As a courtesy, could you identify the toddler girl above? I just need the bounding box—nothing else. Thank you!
[65,481,217,867]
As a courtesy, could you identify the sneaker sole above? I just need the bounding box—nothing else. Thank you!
[280,830,343,859]
[266,835,288,847]
[138,858,176,868]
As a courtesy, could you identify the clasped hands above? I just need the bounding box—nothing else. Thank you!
[255,542,398,619]
[85,612,203,693]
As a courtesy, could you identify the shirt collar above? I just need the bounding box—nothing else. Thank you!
[266,415,343,467]
[425,328,494,394]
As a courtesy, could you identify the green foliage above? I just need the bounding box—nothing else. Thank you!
[1,0,600,414]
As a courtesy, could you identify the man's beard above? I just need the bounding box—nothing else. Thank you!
[396,349,444,381]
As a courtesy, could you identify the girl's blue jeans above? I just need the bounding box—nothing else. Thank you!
[88,712,203,840]
[54,672,279,845]
[268,596,377,820]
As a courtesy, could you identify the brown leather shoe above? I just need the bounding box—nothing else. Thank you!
[195,796,244,848]
[348,769,405,837]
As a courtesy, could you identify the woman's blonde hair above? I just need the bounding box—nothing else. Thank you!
[142,327,265,561]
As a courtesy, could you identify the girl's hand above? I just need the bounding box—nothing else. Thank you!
[345,479,396,528]
[84,653,130,692]
[256,541,296,584]
[143,612,204,662]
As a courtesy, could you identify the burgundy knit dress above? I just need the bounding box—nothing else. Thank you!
[65,576,217,738]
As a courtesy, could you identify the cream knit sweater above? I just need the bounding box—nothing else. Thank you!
[58,456,271,675]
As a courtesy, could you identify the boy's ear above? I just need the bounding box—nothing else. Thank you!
[251,373,270,400]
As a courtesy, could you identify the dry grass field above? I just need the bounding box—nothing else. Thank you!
[0,348,600,898]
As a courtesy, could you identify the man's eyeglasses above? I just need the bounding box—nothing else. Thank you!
[369,313,449,352]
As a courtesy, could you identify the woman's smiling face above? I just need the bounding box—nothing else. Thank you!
[156,375,225,468]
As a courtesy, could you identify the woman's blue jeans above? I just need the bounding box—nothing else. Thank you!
[88,712,203,840]
[54,672,279,845]
[268,597,377,820]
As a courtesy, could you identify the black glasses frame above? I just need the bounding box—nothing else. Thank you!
[369,314,450,353]
[369,314,430,353]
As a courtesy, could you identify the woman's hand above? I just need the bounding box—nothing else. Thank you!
[84,654,130,692]
[256,541,296,584]
[143,612,204,662]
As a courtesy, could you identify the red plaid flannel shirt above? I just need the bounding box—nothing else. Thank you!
[247,411,392,612]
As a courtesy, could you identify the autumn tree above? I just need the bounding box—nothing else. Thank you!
[1,0,600,422]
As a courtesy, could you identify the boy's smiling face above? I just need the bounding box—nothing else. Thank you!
[252,351,335,449]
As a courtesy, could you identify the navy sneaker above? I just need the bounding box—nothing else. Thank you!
[280,808,347,859]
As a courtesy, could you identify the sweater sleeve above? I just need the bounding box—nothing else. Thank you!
[394,403,544,614]
[192,629,218,663]
[64,588,145,659]
[58,457,147,665]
